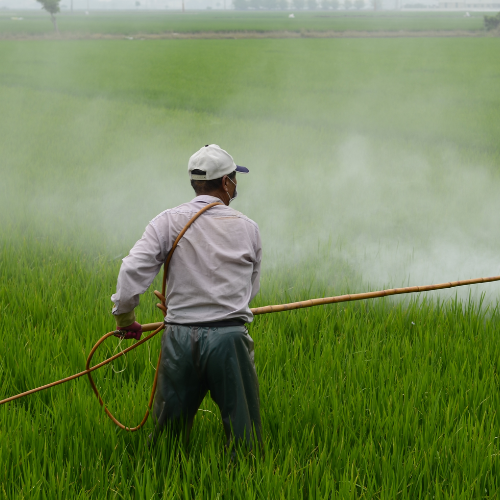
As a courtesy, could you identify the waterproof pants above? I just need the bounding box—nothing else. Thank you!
[151,324,262,448]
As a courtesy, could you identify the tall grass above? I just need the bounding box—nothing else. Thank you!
[2,235,500,498]
[2,36,500,497]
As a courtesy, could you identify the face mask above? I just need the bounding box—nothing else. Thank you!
[226,176,238,204]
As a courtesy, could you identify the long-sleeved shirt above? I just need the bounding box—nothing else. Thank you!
[111,195,262,324]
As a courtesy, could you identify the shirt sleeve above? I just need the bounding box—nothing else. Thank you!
[250,225,262,303]
[111,223,164,315]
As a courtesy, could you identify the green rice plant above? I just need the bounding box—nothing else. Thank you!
[2,36,500,498]
[2,235,500,498]
[484,12,500,31]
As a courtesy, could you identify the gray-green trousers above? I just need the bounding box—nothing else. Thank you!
[151,324,262,447]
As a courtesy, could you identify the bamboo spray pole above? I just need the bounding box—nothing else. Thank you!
[3,274,499,408]
[136,274,500,333]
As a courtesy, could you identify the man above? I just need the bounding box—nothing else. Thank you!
[111,144,262,450]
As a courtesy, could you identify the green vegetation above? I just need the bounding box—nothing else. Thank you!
[2,237,500,498]
[484,12,500,30]
[2,35,500,497]
[0,10,488,37]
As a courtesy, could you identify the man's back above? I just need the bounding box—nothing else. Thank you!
[111,195,261,325]
[152,195,261,324]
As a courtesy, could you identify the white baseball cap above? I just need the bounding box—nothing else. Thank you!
[188,144,249,180]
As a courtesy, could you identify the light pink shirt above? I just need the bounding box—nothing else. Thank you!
[111,195,262,324]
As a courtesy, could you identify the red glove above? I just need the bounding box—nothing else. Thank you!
[114,321,142,340]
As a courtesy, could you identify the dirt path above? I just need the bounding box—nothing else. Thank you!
[1,29,498,40]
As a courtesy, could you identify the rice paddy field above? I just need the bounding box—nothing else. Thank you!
[2,12,500,499]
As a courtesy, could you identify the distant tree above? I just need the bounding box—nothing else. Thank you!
[307,0,317,8]
[36,0,61,32]
[484,12,500,30]
[321,0,331,8]
[277,0,289,8]
[249,0,261,8]
[293,0,305,8]
[331,0,339,8]
[344,0,352,8]
[135,1,141,7]
[354,0,364,8]
[233,0,249,8]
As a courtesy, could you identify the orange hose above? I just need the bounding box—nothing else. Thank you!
[0,324,164,406]
[0,202,223,432]
[82,201,223,431]
[84,326,164,431]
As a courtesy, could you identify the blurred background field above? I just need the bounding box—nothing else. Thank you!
[1,14,500,499]
[2,37,499,290]
[0,9,490,36]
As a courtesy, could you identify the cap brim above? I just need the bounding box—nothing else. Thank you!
[235,165,249,174]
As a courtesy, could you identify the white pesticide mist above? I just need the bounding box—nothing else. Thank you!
[316,137,500,298]
[2,39,500,305]
[232,134,500,302]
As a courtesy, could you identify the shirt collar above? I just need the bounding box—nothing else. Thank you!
[193,195,225,205]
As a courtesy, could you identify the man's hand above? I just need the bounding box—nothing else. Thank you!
[114,321,142,340]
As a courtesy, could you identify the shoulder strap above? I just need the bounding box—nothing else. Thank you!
[153,201,223,316]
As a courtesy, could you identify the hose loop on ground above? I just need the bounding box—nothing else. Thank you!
[85,325,165,432]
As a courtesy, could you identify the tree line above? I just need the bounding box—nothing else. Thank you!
[233,0,368,9]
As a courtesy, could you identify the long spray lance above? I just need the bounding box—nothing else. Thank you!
[1,201,500,430]
[2,275,500,418]
[140,273,500,333]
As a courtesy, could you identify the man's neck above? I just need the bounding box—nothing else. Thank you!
[198,190,229,206]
